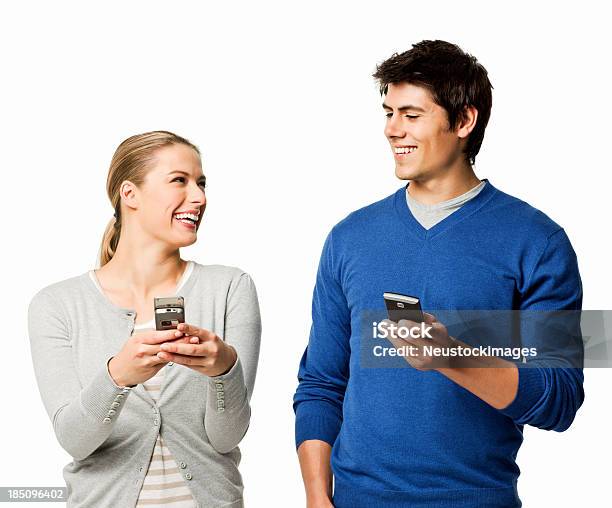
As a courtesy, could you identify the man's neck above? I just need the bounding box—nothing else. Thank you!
[406,166,482,206]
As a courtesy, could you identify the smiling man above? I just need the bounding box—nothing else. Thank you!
[293,40,584,508]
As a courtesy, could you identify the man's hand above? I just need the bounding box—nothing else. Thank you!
[385,312,518,409]
[384,312,456,370]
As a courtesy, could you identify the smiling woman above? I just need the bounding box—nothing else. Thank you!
[99,131,206,266]
[28,130,261,508]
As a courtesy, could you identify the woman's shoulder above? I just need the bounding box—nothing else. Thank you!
[191,261,252,279]
[191,262,255,285]
[28,271,91,318]
[30,271,90,302]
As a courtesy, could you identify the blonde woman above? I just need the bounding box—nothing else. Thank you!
[28,131,261,508]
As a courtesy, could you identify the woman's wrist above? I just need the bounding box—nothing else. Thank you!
[215,344,238,377]
[107,356,135,388]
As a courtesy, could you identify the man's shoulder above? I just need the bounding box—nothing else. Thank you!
[330,188,399,238]
[489,185,564,240]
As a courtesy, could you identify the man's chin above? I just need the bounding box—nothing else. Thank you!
[395,164,421,181]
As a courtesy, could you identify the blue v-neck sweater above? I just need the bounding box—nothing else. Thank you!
[293,179,583,508]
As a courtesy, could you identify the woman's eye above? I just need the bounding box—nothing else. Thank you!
[405,115,418,119]
[171,176,206,189]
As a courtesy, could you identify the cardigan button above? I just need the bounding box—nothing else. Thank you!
[185,473,192,480]
[179,462,187,469]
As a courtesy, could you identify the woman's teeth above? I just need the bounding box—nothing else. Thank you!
[174,212,199,228]
[174,212,198,224]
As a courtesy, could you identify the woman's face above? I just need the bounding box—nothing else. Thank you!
[134,143,207,248]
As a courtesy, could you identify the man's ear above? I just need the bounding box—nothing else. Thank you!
[456,105,478,139]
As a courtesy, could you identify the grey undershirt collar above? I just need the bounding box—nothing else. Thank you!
[406,180,486,230]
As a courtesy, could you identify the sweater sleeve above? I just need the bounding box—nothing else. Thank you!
[293,229,351,449]
[28,289,134,461]
[204,272,261,454]
[500,228,584,431]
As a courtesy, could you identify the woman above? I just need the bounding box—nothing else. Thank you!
[28,131,261,508]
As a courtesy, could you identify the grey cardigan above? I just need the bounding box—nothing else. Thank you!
[27,263,261,508]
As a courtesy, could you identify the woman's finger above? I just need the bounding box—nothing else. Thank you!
[139,329,184,345]
[177,323,216,342]
[134,343,171,358]
[159,342,206,357]
[156,351,204,366]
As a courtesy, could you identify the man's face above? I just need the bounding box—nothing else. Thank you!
[383,82,466,181]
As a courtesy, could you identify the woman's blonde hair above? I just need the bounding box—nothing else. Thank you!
[98,130,200,267]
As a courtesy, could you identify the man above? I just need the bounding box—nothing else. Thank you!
[293,40,583,508]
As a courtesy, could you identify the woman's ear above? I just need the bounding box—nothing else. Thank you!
[119,180,139,212]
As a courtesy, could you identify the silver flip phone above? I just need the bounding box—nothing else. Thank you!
[383,292,425,323]
[154,296,185,330]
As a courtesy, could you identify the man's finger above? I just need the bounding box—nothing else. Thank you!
[397,319,417,329]
[423,312,437,324]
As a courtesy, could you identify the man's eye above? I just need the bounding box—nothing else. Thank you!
[385,113,418,119]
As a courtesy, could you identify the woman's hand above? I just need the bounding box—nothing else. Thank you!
[156,323,238,377]
[108,329,196,387]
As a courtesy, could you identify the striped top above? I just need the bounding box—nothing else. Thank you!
[89,262,197,507]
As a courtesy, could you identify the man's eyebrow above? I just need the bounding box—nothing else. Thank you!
[168,170,206,183]
[382,102,427,113]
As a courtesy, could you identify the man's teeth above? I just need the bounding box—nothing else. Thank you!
[394,146,417,154]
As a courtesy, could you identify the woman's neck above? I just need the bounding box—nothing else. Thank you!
[97,245,186,297]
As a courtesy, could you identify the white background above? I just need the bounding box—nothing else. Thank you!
[1,1,611,506]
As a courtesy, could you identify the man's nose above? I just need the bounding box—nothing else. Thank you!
[385,114,404,139]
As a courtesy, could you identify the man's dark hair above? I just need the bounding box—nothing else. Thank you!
[373,40,493,165]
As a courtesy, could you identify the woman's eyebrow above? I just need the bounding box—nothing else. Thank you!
[168,170,206,183]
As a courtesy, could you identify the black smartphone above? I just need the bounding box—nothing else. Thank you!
[383,292,424,323]
[154,296,185,331]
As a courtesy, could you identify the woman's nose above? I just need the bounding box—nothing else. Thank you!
[190,183,206,205]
